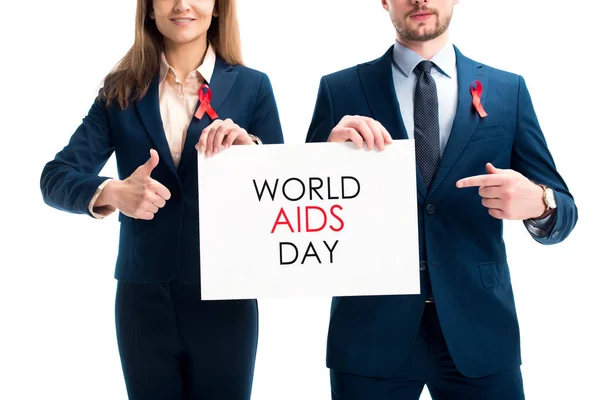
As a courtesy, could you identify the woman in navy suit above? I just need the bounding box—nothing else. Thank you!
[40,0,284,398]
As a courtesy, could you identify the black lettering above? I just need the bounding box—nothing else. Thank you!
[323,240,339,263]
[279,242,298,265]
[309,177,324,200]
[301,241,322,264]
[282,178,306,201]
[341,176,360,199]
[327,177,340,200]
[253,179,279,201]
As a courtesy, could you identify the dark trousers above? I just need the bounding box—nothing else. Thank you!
[331,303,525,400]
[115,281,258,400]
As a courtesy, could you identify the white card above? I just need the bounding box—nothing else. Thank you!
[197,140,420,300]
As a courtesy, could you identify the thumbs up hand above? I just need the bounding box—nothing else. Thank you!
[100,149,172,220]
[137,148,161,177]
[456,163,546,220]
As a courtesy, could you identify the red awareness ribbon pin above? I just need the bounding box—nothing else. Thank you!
[470,80,488,118]
[194,84,219,120]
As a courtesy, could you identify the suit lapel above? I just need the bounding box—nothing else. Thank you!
[178,57,239,175]
[136,75,178,174]
[428,47,488,197]
[358,46,427,199]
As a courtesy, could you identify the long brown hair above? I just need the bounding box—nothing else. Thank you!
[100,0,243,109]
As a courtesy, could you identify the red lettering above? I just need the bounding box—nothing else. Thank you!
[271,205,345,234]
[306,206,327,232]
[329,205,344,232]
[271,207,294,233]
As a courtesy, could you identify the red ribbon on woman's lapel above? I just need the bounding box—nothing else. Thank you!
[195,84,219,120]
[470,80,488,118]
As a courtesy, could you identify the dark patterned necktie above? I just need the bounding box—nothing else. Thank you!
[413,60,440,189]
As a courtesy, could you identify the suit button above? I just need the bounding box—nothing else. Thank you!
[420,261,428,271]
[426,204,436,215]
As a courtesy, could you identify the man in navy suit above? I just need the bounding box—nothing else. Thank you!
[306,0,577,398]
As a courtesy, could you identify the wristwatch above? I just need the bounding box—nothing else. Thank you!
[536,184,557,219]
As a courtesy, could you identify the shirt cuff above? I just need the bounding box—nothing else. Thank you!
[88,179,116,219]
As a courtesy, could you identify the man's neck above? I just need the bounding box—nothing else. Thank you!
[396,33,450,60]
[163,38,208,81]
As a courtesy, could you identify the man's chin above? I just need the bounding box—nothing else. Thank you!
[402,26,445,42]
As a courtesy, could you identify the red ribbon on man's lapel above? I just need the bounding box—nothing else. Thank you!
[470,80,488,118]
[195,84,218,120]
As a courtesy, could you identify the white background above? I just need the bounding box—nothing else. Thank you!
[0,0,597,399]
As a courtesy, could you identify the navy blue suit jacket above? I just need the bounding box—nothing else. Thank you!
[306,46,577,379]
[41,57,284,284]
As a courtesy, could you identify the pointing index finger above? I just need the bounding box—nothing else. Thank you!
[456,174,504,188]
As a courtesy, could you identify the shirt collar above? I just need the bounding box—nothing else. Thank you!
[392,40,456,78]
[159,42,216,84]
